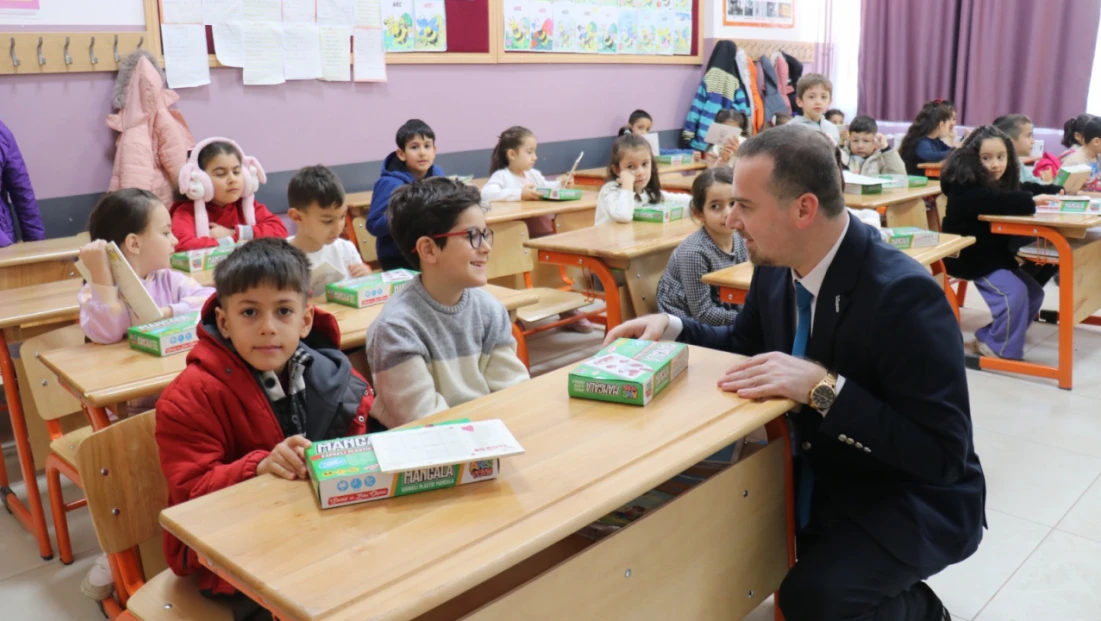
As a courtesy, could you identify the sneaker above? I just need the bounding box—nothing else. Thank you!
[81,553,114,601]
[562,316,595,333]
[975,340,1001,359]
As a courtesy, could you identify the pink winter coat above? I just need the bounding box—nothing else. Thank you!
[106,53,194,206]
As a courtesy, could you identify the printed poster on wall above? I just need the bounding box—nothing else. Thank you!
[554,3,577,52]
[575,4,598,53]
[636,7,656,54]
[725,0,794,28]
[413,0,446,50]
[504,1,531,51]
[616,8,637,54]
[382,0,415,51]
[673,10,690,55]
[530,0,554,51]
[595,6,617,54]
[654,9,674,55]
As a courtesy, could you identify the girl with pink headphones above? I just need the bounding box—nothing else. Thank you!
[170,137,288,251]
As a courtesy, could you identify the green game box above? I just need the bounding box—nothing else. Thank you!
[568,339,689,406]
[654,154,691,166]
[633,204,686,223]
[536,187,584,201]
[305,419,500,510]
[877,174,929,189]
[879,227,939,250]
[325,268,418,308]
[126,312,200,357]
[170,245,238,273]
[1036,196,1096,213]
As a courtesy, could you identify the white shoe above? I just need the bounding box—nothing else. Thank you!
[975,340,1001,359]
[81,554,115,601]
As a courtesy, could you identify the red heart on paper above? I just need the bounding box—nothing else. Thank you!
[461,425,474,432]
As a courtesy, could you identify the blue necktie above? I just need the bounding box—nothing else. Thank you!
[792,281,815,528]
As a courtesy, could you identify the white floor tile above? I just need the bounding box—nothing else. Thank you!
[1017,328,1101,391]
[927,510,1050,620]
[976,531,1101,621]
[740,595,774,621]
[1057,474,1101,544]
[973,428,1101,526]
[0,549,104,620]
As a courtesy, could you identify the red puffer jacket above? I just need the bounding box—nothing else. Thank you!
[155,296,374,595]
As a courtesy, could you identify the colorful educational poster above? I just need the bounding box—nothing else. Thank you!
[504,1,531,51]
[655,10,674,55]
[673,10,690,54]
[595,6,618,54]
[382,0,415,51]
[618,0,637,7]
[638,0,656,8]
[575,4,598,53]
[653,0,671,9]
[413,0,446,51]
[553,3,577,52]
[637,9,657,54]
[617,9,637,54]
[530,1,554,51]
[672,0,691,11]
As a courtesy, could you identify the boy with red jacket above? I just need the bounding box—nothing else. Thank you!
[155,238,379,602]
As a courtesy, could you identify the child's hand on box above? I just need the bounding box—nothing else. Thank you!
[349,263,372,278]
[521,185,542,201]
[79,240,114,287]
[209,223,235,240]
[1033,194,1061,206]
[258,435,312,480]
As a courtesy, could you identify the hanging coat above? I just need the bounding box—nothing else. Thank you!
[783,52,804,115]
[681,40,753,151]
[758,55,790,124]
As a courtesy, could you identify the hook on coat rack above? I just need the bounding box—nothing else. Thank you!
[113,34,120,63]
[136,36,143,50]
[9,37,18,67]
[89,36,98,65]
[63,36,72,65]
[36,36,44,65]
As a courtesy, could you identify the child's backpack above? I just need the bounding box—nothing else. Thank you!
[1031,152,1062,183]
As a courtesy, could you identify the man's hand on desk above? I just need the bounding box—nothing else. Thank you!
[602,314,671,346]
[719,352,826,405]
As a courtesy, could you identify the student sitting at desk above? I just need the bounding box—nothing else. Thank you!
[367,179,528,429]
[171,137,288,251]
[941,126,1062,360]
[618,108,653,136]
[1059,113,1093,161]
[900,99,959,175]
[1060,115,1101,193]
[287,165,371,284]
[597,133,690,225]
[656,167,748,325]
[790,74,841,145]
[841,115,906,177]
[367,119,445,271]
[155,238,377,603]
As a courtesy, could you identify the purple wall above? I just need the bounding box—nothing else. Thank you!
[2,62,702,200]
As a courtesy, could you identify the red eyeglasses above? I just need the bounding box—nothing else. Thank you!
[429,227,494,250]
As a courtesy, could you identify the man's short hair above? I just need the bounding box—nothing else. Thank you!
[737,124,846,218]
[796,73,833,99]
[388,178,483,269]
[287,165,346,210]
[214,238,312,302]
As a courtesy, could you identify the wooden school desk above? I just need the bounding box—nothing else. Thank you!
[917,162,941,179]
[702,233,976,323]
[573,161,706,188]
[0,233,88,290]
[525,218,699,329]
[36,286,537,428]
[160,345,796,621]
[0,278,84,559]
[971,213,1101,390]
[845,181,942,230]
[658,169,702,192]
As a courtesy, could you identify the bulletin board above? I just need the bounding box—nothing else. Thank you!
[0,0,162,75]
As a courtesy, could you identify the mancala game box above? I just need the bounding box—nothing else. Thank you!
[126,312,200,357]
[568,338,689,406]
[170,244,238,272]
[325,269,418,308]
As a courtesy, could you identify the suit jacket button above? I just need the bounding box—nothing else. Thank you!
[855,442,863,449]
[846,438,855,445]
[801,441,812,451]
[864,446,871,453]
[838,434,847,442]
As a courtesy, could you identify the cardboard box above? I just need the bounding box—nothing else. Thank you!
[1036,196,1099,213]
[633,203,686,223]
[170,245,238,273]
[325,269,418,308]
[842,171,884,195]
[877,174,929,189]
[127,312,200,357]
[447,175,475,185]
[305,419,524,510]
[568,338,689,406]
[536,187,584,201]
[880,227,939,250]
[1055,164,1092,194]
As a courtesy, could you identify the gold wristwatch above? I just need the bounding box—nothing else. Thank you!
[809,371,839,413]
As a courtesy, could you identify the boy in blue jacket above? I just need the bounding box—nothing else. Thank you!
[367,119,445,270]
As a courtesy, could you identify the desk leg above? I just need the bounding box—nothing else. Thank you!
[884,198,930,230]
[0,331,54,559]
[536,251,622,329]
[929,260,961,322]
[764,416,795,621]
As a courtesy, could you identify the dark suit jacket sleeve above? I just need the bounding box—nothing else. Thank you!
[676,266,766,357]
[819,273,972,485]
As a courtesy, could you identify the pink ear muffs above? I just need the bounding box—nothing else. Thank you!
[177,137,265,239]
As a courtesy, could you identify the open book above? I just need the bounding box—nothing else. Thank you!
[75,242,163,325]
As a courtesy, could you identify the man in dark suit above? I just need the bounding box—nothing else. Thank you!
[606,125,985,621]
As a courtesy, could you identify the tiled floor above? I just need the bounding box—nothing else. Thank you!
[3,283,1101,620]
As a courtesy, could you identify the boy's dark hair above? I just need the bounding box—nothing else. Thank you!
[287,165,346,210]
[214,237,312,303]
[738,124,846,218]
[389,178,483,269]
[605,133,664,204]
[689,166,733,217]
[628,109,652,125]
[490,126,535,174]
[993,114,1032,141]
[714,109,748,129]
[88,188,161,249]
[395,119,436,150]
[848,115,878,135]
[796,73,833,99]
[899,99,956,171]
[1062,114,1093,148]
[825,109,845,123]
[942,125,1021,191]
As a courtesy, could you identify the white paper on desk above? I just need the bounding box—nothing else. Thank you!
[160,24,211,89]
[356,0,382,27]
[212,21,245,67]
[319,0,356,25]
[703,122,741,146]
[75,242,164,326]
[309,260,347,295]
[319,26,352,81]
[282,0,317,22]
[643,131,660,154]
[164,0,203,23]
[842,170,886,185]
[243,22,285,85]
[242,0,281,21]
[283,22,323,79]
[203,0,243,24]
[371,419,526,473]
[353,27,386,82]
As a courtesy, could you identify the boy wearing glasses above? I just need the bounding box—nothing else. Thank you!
[366,178,529,427]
